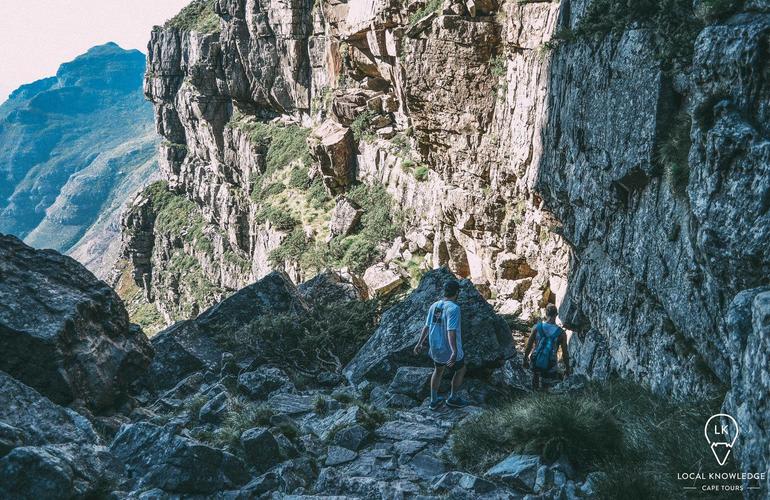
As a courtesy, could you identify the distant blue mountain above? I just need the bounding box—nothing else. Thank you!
[0,43,159,273]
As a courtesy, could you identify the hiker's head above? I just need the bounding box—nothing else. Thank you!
[443,280,460,300]
[545,303,558,320]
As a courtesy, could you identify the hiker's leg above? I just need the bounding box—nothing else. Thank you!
[431,365,445,401]
[532,371,540,391]
[450,363,467,397]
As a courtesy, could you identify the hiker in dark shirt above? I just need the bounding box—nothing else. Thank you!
[523,303,570,390]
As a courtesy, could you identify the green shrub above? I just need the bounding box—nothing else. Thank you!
[490,55,506,77]
[289,165,311,188]
[269,228,311,266]
[255,205,299,231]
[408,0,442,27]
[350,110,378,142]
[220,299,380,375]
[658,109,691,196]
[194,397,275,453]
[166,0,220,33]
[306,178,332,209]
[401,159,415,171]
[453,391,622,472]
[230,119,311,176]
[452,380,735,496]
[699,0,744,20]
[413,165,429,181]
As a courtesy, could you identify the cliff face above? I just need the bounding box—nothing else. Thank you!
[118,0,769,477]
[0,43,158,276]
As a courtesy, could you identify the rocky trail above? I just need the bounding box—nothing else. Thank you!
[0,233,598,499]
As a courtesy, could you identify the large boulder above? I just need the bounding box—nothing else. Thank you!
[0,234,153,411]
[328,196,364,240]
[723,287,770,493]
[298,270,366,306]
[144,271,308,391]
[362,262,404,297]
[345,268,514,383]
[110,422,249,493]
[309,119,355,195]
[0,444,124,500]
[0,371,98,448]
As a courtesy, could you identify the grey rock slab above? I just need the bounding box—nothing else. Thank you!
[0,371,98,446]
[325,445,358,466]
[0,235,153,411]
[388,366,433,398]
[485,453,541,491]
[431,471,497,495]
[375,420,449,442]
[240,427,281,472]
[332,424,370,451]
[110,422,249,493]
[268,393,318,415]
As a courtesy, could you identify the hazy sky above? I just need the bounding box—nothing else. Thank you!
[0,0,191,102]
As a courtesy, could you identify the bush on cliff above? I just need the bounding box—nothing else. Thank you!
[452,380,734,498]
[166,0,221,34]
[221,298,380,375]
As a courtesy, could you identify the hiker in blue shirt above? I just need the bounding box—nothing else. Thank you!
[413,280,469,410]
[523,303,571,390]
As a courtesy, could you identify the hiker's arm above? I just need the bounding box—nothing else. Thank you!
[446,306,460,366]
[523,325,537,368]
[447,329,458,367]
[560,333,571,376]
[414,325,429,354]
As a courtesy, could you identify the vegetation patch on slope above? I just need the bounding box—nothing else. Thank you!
[220,298,381,375]
[166,0,221,33]
[551,0,713,70]
[452,380,735,499]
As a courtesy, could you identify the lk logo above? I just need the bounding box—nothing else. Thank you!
[704,414,739,466]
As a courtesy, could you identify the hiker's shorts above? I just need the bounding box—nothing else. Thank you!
[433,357,465,372]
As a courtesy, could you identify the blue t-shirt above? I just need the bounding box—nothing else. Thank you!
[425,299,463,364]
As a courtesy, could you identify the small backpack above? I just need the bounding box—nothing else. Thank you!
[532,322,562,371]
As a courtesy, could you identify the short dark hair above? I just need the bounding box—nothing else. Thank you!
[443,280,460,298]
[546,303,558,319]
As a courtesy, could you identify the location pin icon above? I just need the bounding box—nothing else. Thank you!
[704,414,739,466]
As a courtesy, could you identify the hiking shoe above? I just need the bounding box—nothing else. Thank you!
[446,397,470,408]
[428,398,445,411]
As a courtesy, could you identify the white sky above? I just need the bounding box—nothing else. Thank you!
[0,0,191,102]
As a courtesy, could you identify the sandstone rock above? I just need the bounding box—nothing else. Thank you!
[0,235,152,411]
[309,120,355,195]
[0,444,124,500]
[485,453,540,491]
[345,268,514,383]
[0,371,98,446]
[240,427,281,472]
[388,366,433,399]
[110,422,249,493]
[362,263,404,297]
[328,196,364,240]
[238,366,294,400]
